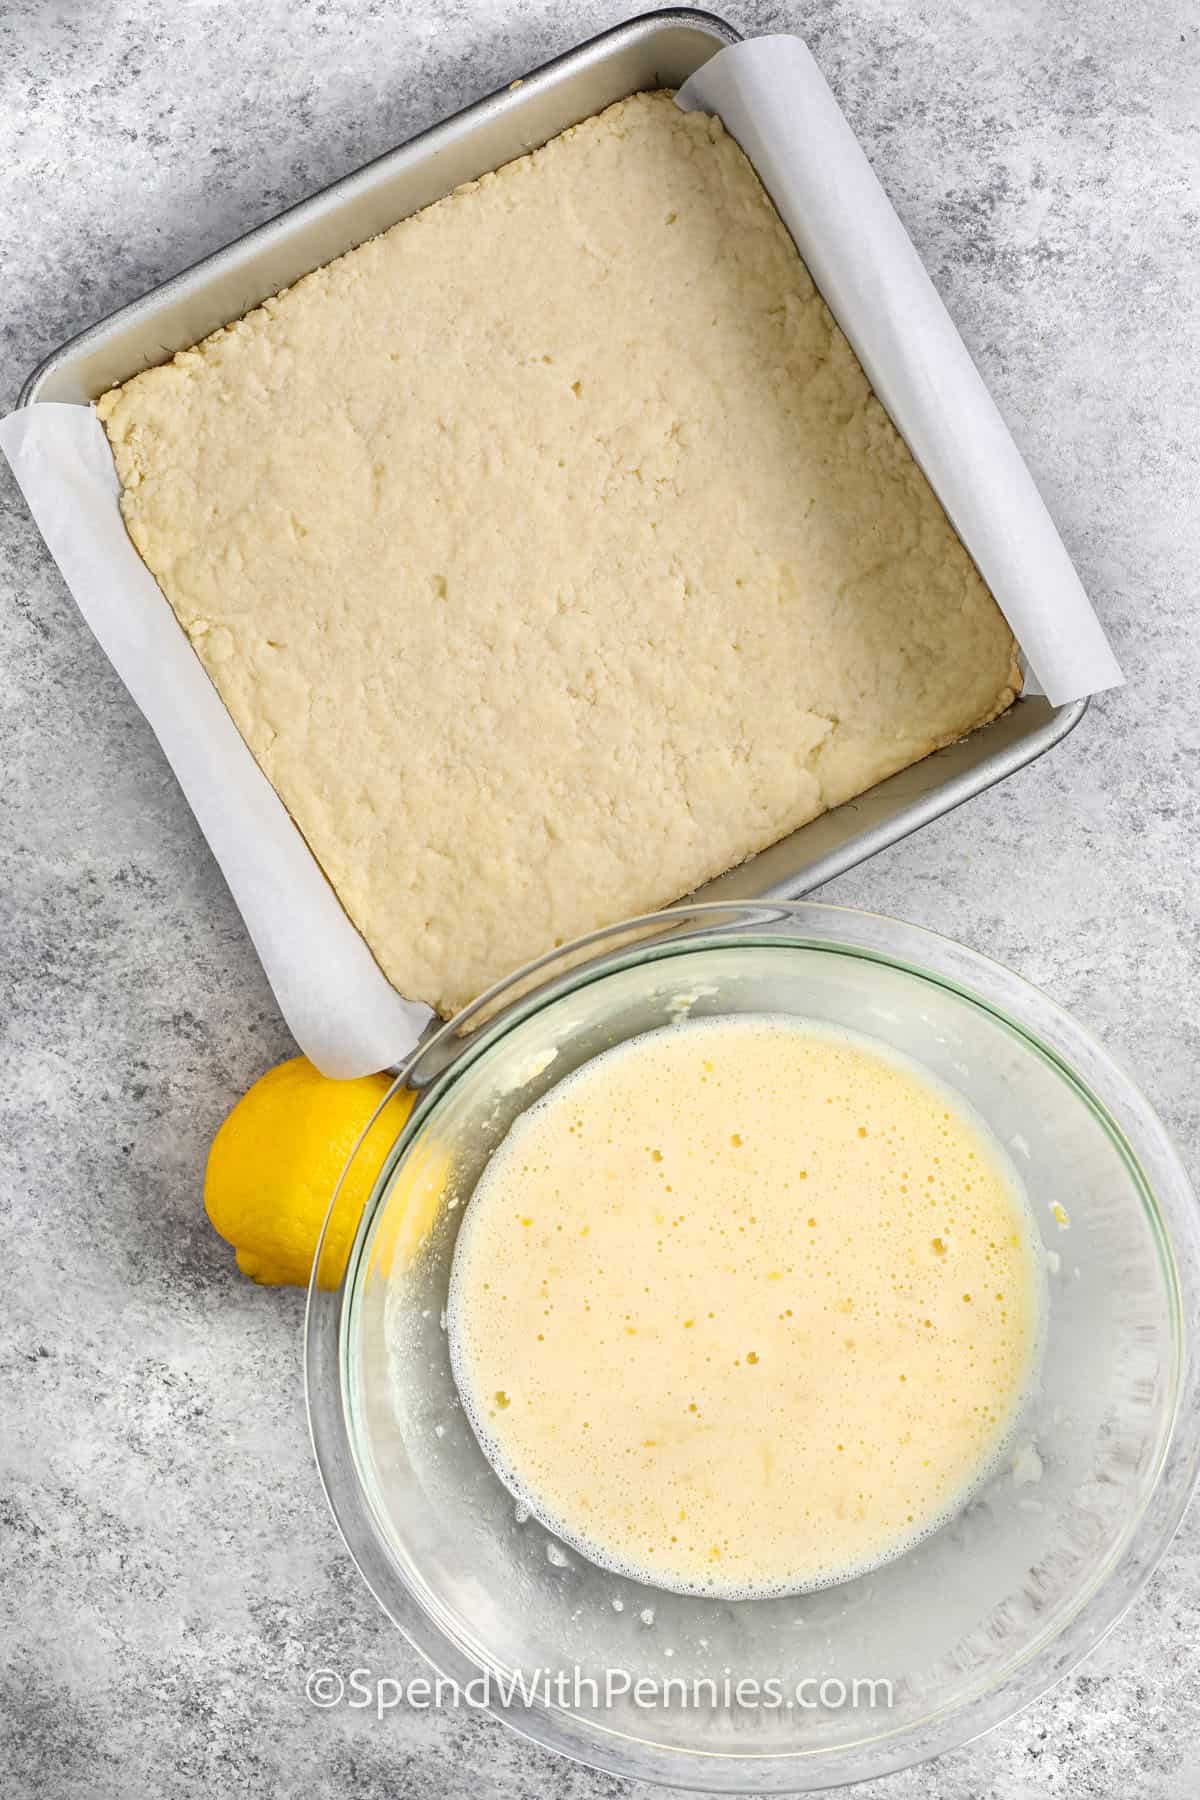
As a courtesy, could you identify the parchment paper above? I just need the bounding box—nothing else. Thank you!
[1,36,1122,1076]
[677,39,1123,704]
[0,403,433,1078]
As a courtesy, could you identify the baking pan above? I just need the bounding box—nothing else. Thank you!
[20,6,1085,911]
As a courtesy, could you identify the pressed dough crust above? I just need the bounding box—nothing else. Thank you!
[98,92,1020,1018]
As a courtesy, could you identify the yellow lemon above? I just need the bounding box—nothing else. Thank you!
[205,1056,417,1288]
[365,1130,451,1283]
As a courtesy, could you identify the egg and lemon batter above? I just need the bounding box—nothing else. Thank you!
[447,1017,1042,1597]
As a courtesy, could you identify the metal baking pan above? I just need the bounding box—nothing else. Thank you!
[21,6,1084,911]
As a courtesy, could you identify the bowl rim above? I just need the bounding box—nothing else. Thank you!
[305,900,1200,1792]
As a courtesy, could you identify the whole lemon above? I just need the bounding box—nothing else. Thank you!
[204,1056,416,1288]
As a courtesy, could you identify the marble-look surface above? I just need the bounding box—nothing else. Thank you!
[2,1,1198,1794]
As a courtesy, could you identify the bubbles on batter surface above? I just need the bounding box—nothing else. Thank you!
[446,1014,1043,1599]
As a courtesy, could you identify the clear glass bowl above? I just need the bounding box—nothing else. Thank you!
[306,902,1200,1791]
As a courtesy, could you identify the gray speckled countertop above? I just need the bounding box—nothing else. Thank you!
[3,1,1199,1794]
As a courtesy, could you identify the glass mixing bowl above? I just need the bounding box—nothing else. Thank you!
[306,902,1200,1790]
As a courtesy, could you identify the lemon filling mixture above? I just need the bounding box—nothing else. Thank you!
[448,1016,1042,1597]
